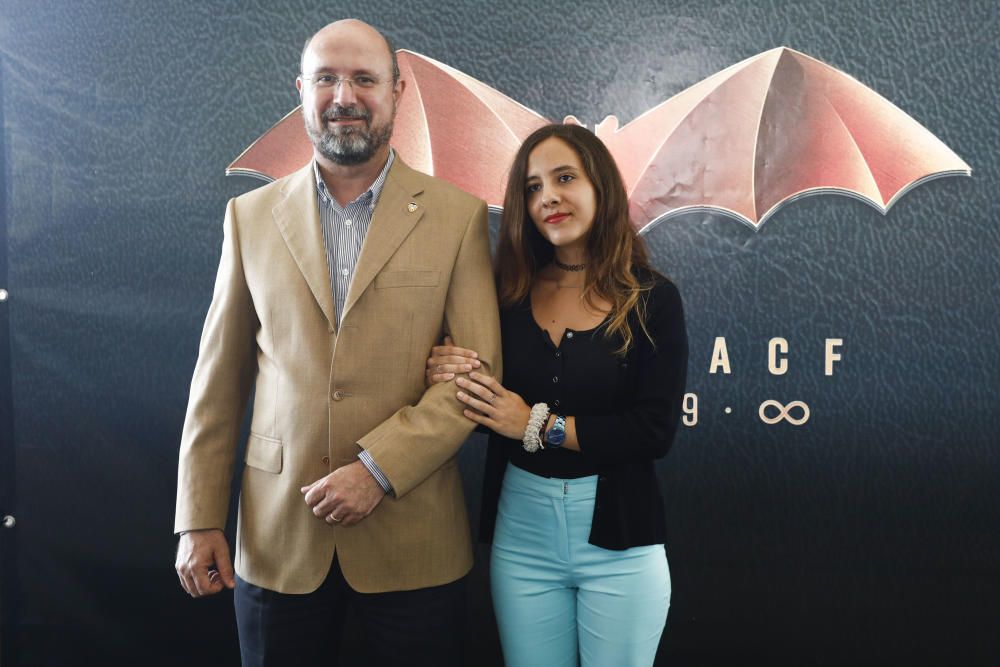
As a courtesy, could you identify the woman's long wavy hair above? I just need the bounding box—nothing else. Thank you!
[495,123,657,355]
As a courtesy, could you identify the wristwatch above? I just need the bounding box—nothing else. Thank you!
[544,414,567,448]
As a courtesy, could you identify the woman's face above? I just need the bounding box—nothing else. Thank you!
[525,137,597,256]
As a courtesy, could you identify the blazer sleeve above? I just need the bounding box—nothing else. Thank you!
[356,199,502,497]
[174,198,258,533]
[574,279,688,465]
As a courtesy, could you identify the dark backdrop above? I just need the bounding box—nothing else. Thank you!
[1,1,998,665]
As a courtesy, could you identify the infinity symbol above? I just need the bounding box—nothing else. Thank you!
[758,399,810,426]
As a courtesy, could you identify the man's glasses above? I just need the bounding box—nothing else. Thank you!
[300,73,387,91]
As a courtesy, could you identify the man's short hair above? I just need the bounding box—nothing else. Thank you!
[299,30,400,84]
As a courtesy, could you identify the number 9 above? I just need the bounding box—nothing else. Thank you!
[682,393,698,427]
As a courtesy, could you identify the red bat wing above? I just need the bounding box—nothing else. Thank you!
[226,107,312,182]
[394,51,549,207]
[227,50,550,208]
[596,47,971,232]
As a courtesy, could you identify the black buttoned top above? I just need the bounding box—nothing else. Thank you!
[479,274,688,550]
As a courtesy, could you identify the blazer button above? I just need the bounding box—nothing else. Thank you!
[332,390,345,401]
[322,456,330,465]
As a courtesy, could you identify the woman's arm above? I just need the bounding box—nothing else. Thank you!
[454,281,686,462]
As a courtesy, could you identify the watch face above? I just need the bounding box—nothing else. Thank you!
[547,416,567,447]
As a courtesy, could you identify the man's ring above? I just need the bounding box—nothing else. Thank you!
[328,513,342,523]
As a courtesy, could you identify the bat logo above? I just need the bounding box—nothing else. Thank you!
[228,47,970,232]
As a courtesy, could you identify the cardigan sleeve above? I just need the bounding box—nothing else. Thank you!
[573,279,688,465]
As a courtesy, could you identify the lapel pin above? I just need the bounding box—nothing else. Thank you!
[407,202,418,213]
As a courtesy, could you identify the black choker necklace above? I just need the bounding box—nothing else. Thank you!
[554,258,586,272]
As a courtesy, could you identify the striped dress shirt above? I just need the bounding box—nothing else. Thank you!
[314,151,396,495]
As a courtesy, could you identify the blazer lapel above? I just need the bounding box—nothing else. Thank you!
[271,164,337,332]
[342,160,426,321]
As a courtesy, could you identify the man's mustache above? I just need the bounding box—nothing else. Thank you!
[322,105,370,122]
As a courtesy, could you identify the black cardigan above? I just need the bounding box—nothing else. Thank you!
[479,275,688,550]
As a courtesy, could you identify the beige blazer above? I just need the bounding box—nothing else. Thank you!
[175,158,501,594]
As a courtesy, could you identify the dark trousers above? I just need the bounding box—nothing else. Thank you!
[234,554,466,667]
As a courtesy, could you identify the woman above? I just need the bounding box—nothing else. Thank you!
[427,124,688,666]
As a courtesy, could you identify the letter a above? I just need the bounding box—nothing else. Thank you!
[710,337,731,374]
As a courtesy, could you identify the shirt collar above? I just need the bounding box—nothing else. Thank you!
[314,149,395,211]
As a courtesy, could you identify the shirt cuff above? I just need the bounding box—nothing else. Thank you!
[358,449,395,496]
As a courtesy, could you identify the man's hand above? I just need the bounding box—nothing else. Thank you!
[301,460,386,527]
[175,528,235,597]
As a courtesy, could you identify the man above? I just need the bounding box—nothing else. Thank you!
[174,19,500,666]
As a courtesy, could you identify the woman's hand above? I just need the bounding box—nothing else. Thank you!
[425,335,482,386]
[456,372,531,440]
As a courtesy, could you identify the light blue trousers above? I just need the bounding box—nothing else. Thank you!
[491,463,671,667]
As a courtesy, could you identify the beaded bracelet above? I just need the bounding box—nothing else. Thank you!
[522,402,550,453]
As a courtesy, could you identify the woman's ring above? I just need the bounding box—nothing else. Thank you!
[328,513,342,523]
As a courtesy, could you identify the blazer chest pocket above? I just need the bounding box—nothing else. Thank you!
[245,433,282,473]
[374,270,439,289]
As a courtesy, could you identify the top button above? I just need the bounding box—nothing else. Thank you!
[555,350,561,358]
[341,268,350,276]
[566,331,574,339]
[344,218,353,226]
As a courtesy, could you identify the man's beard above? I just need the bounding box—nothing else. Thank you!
[305,104,393,166]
